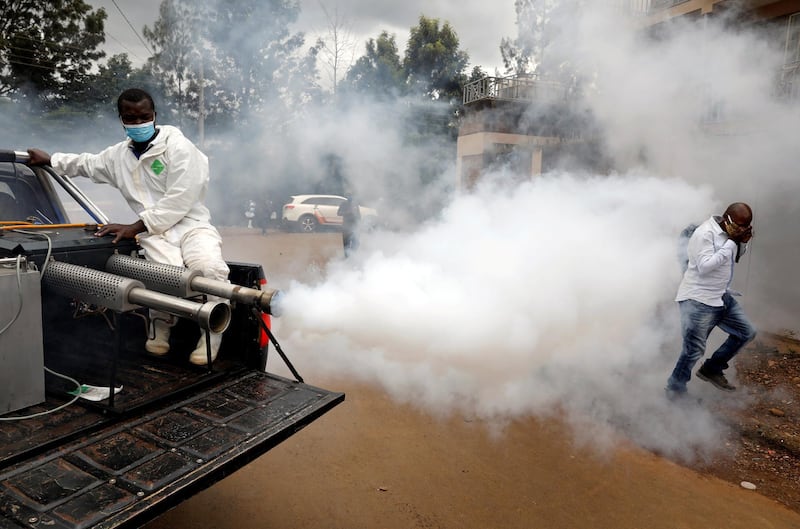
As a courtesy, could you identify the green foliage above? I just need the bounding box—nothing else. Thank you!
[403,15,469,102]
[469,65,488,83]
[343,31,404,98]
[142,0,321,135]
[0,0,107,106]
[344,15,472,104]
[341,16,473,146]
[142,0,200,130]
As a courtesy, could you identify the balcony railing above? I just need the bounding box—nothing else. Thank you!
[617,0,691,15]
[463,76,565,105]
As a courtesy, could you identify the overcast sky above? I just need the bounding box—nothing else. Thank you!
[89,0,516,76]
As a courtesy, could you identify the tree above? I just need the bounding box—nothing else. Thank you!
[209,0,314,125]
[316,1,357,96]
[77,54,161,116]
[468,65,488,83]
[143,0,202,130]
[500,0,559,76]
[403,15,469,102]
[142,0,321,137]
[344,31,404,99]
[0,0,106,106]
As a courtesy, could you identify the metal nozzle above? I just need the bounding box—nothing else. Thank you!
[127,288,231,333]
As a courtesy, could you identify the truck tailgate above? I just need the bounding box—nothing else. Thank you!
[0,371,343,529]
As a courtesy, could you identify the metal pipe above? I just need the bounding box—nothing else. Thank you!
[127,288,230,334]
[12,150,30,163]
[192,276,282,316]
[106,254,283,316]
[40,166,110,225]
[42,260,231,333]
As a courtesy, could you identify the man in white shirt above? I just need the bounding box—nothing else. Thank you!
[28,88,228,366]
[666,202,756,398]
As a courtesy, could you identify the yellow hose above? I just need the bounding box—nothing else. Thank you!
[1,223,101,231]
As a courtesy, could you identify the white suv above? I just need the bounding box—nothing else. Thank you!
[281,194,378,232]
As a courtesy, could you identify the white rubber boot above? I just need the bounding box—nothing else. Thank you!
[189,331,223,365]
[145,319,172,355]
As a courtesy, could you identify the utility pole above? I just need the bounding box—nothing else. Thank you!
[198,56,205,149]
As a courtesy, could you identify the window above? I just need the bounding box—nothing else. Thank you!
[786,13,800,64]
[783,13,800,98]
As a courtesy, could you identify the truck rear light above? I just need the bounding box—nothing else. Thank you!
[259,277,271,348]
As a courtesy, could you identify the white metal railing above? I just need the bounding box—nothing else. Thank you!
[463,76,565,105]
[615,0,691,15]
[781,61,800,99]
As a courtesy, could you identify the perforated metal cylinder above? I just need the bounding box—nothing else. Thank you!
[106,254,202,298]
[43,260,143,312]
[43,260,231,332]
[106,252,282,316]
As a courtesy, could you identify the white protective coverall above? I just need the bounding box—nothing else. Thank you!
[50,125,229,283]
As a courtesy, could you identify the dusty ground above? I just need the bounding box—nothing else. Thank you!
[143,229,800,529]
[690,334,800,513]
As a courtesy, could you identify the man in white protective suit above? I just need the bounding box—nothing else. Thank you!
[28,88,229,365]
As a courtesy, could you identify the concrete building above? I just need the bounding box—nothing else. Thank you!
[629,0,800,95]
[455,0,800,189]
[455,76,568,191]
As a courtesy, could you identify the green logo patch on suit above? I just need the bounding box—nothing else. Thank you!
[151,159,165,175]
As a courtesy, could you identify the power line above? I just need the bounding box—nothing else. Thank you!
[7,59,58,72]
[110,0,153,55]
[5,28,145,65]
[9,33,100,54]
[104,31,146,62]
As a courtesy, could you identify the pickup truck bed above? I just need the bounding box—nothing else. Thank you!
[0,370,342,529]
[0,156,345,528]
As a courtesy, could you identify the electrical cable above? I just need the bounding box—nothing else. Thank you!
[110,0,153,55]
[7,33,101,53]
[12,229,53,277]
[103,31,146,62]
[0,369,81,421]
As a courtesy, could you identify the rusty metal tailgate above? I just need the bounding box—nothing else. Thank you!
[0,371,343,529]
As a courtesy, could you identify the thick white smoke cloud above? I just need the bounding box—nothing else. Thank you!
[257,3,800,458]
[565,5,800,331]
[273,172,728,457]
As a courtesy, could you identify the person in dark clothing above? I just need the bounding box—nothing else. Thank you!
[257,198,272,235]
[337,194,361,258]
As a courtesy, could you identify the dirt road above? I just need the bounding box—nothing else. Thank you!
[143,230,800,529]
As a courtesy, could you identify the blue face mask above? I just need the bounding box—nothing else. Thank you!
[123,121,156,143]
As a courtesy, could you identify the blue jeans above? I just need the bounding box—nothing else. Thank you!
[667,293,756,392]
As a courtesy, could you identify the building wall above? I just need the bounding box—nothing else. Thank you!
[456,131,560,191]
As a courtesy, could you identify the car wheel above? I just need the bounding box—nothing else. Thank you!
[298,214,317,233]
